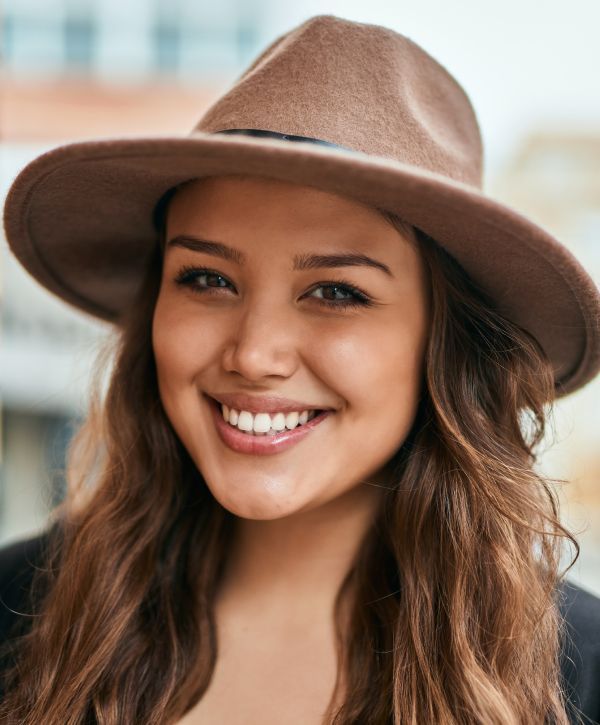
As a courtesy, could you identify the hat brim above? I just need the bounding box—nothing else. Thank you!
[3,132,599,397]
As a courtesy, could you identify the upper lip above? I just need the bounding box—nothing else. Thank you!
[207,392,333,415]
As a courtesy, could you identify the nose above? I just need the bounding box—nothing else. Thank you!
[220,296,301,382]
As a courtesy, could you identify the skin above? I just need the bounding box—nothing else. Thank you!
[151,174,431,723]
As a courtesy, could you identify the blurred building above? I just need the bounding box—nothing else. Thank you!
[490,130,600,592]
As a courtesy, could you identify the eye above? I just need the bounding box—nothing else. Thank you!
[307,282,372,310]
[175,266,230,292]
[173,265,374,310]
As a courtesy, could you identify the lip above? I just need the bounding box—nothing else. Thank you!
[208,391,334,415]
[205,394,333,456]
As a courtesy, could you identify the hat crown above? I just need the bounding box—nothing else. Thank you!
[193,14,484,187]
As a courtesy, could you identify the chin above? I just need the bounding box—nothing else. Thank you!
[214,494,300,521]
[203,474,313,521]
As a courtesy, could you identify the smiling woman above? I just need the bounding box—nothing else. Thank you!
[1,13,600,725]
[152,175,430,527]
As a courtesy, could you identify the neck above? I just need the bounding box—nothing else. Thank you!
[215,482,383,622]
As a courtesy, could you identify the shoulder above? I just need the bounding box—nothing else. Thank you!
[559,579,600,643]
[558,579,600,724]
[0,527,56,702]
[0,527,56,642]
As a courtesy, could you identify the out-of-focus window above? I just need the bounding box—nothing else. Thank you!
[1,0,264,81]
[2,11,65,74]
[63,10,96,70]
[152,15,180,73]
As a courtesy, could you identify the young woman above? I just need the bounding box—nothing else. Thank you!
[1,14,599,725]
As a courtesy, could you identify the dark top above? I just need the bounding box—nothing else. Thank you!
[0,529,599,722]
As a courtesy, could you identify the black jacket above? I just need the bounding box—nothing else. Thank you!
[0,529,599,722]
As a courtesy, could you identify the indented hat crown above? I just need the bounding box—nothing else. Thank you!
[194,15,484,186]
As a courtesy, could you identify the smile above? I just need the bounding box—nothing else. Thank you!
[205,395,332,456]
[220,404,321,435]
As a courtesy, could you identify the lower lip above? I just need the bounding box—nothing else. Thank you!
[206,395,333,456]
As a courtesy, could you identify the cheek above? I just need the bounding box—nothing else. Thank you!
[151,294,222,454]
[152,292,215,379]
[323,316,425,446]
[323,316,424,398]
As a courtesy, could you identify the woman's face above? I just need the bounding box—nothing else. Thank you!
[152,175,430,520]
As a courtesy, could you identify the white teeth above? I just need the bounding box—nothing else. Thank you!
[220,404,318,435]
[270,412,287,431]
[236,410,255,432]
[252,412,273,434]
[228,406,238,425]
[285,411,299,429]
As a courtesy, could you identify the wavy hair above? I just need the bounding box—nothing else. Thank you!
[0,189,579,724]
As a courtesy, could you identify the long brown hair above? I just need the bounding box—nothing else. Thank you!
[0,191,579,724]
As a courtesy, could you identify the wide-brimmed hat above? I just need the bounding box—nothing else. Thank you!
[3,14,599,398]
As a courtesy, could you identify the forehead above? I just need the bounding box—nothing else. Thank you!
[164,175,418,260]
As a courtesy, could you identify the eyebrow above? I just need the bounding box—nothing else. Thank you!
[166,235,395,278]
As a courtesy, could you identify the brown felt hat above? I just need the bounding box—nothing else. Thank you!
[3,14,600,398]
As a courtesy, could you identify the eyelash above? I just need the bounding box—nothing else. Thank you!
[173,265,374,310]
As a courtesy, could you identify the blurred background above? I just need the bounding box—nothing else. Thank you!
[1,0,599,594]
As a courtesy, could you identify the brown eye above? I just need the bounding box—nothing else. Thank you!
[306,281,373,310]
[311,284,355,302]
[174,266,233,293]
[199,272,229,288]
